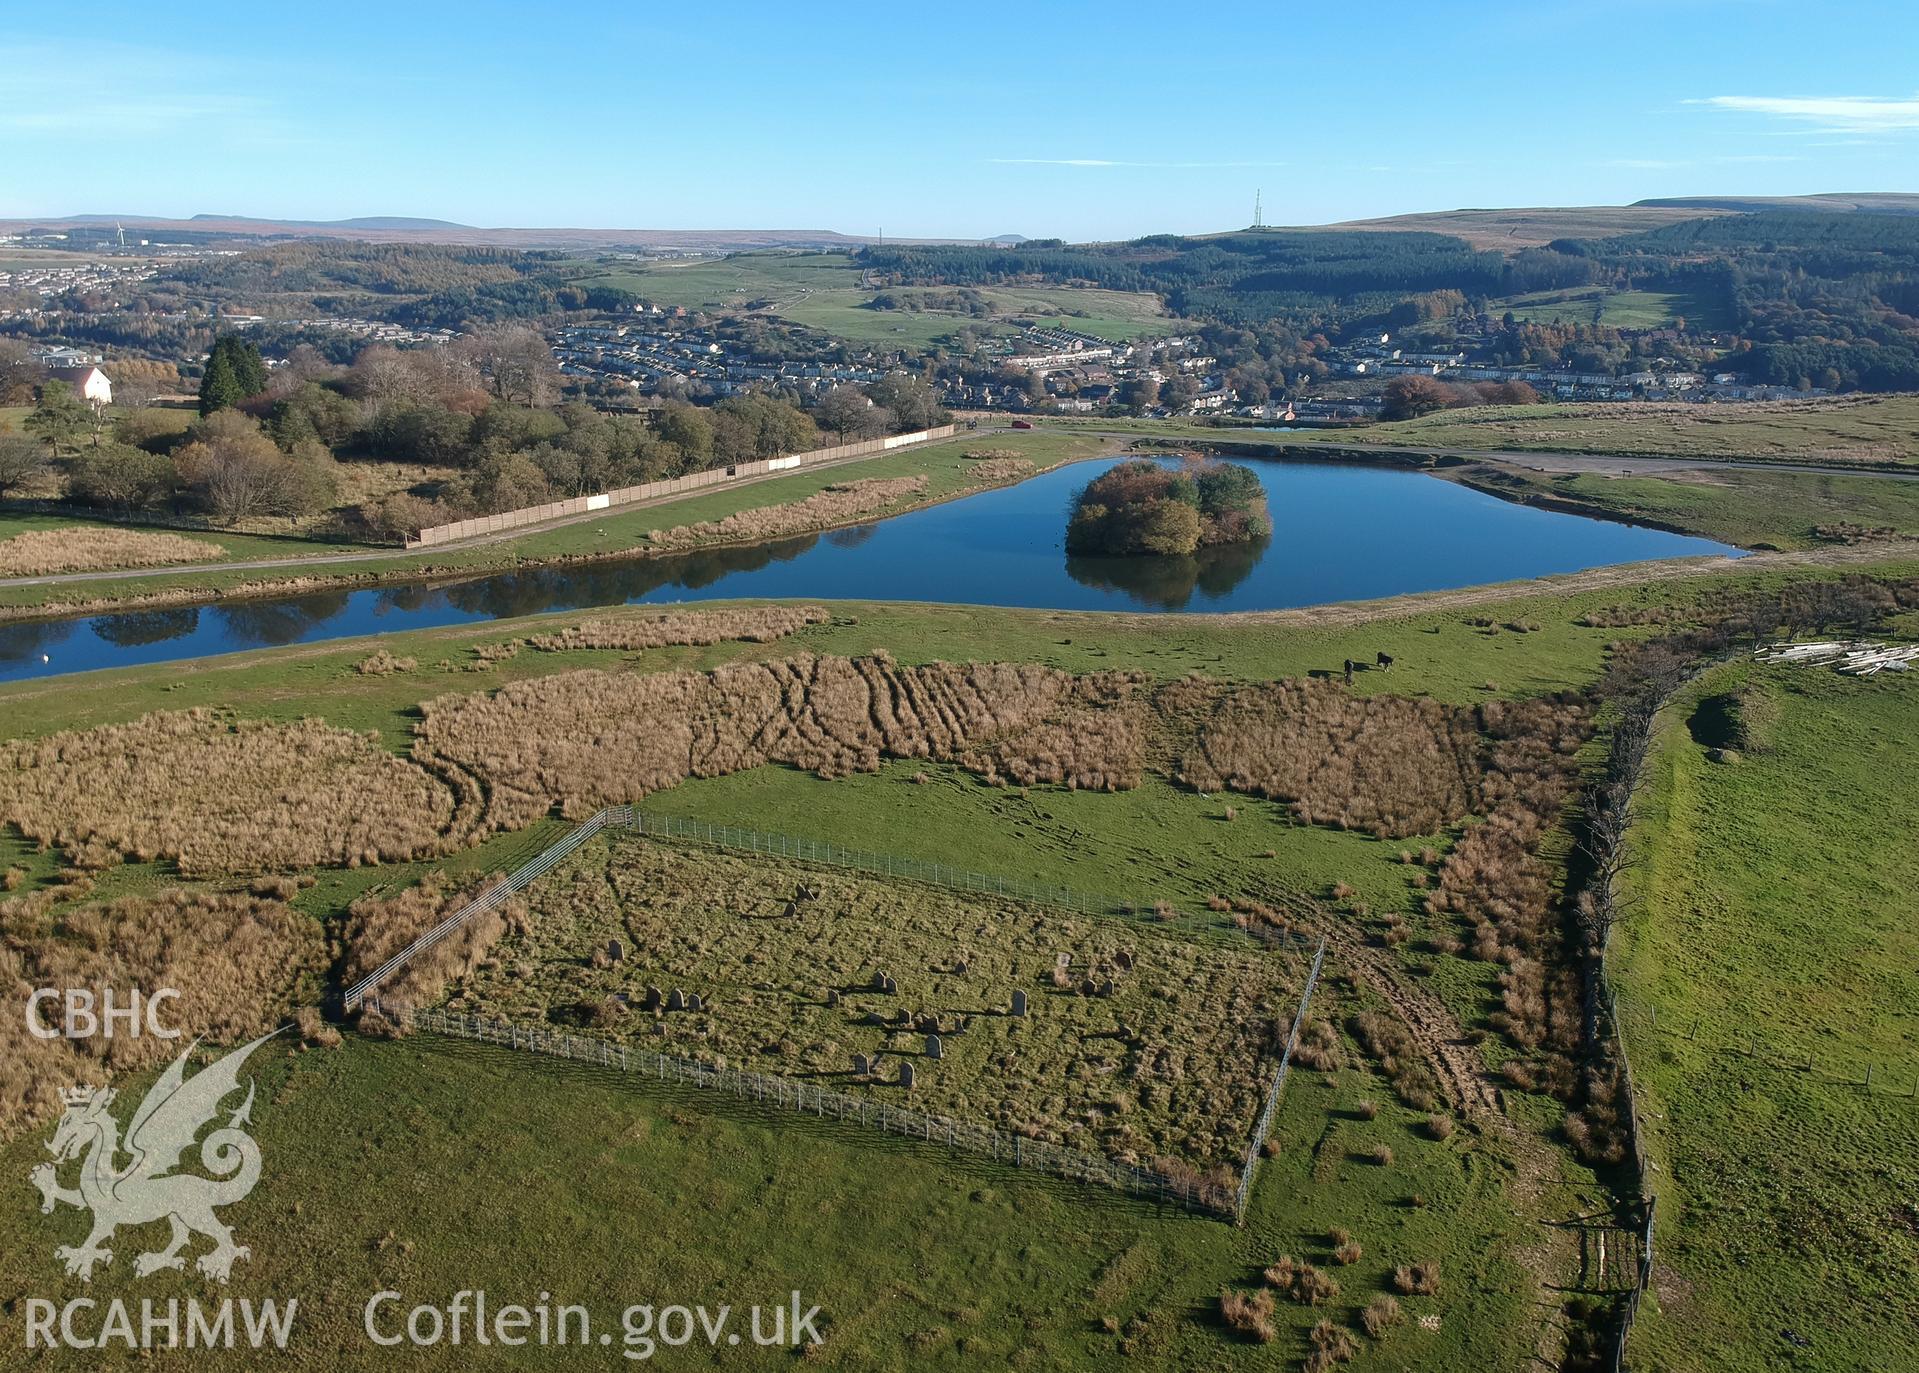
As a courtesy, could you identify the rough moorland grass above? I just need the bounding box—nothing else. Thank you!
[524,603,831,652]
[0,1022,1533,1369]
[0,888,325,1134]
[459,836,1300,1169]
[646,475,931,549]
[0,526,227,577]
[0,709,468,874]
[1615,663,1919,1373]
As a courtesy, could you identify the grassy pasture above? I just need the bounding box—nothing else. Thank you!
[1615,663,1919,1373]
[0,1023,1529,1370]
[1451,463,1919,550]
[1491,286,1731,331]
[1282,396,1919,468]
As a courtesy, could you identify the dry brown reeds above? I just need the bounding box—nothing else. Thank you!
[1178,680,1485,838]
[0,888,324,1136]
[1307,1318,1358,1369]
[1392,1260,1441,1296]
[355,649,417,675]
[647,476,928,550]
[961,458,1034,484]
[527,605,831,653]
[0,709,469,875]
[339,870,525,1017]
[414,655,1150,832]
[1219,1288,1276,1342]
[1360,1294,1403,1338]
[1264,1255,1340,1306]
[0,527,222,577]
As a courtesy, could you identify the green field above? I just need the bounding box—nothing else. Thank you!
[1274,396,1919,468]
[1614,662,1919,1373]
[569,251,1179,346]
[1491,287,1731,331]
[1449,463,1919,550]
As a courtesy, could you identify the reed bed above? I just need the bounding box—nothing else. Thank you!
[0,709,468,875]
[414,655,1150,832]
[1177,680,1486,838]
[526,605,831,653]
[0,888,324,1136]
[646,476,928,550]
[446,836,1296,1168]
[340,871,524,1024]
[0,527,222,578]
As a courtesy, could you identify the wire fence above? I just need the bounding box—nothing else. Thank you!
[345,804,1312,1010]
[1233,934,1328,1221]
[379,1001,1239,1219]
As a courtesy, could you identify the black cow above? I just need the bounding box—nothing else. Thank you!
[1376,652,1395,670]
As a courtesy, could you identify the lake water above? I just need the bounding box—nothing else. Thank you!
[0,458,1736,682]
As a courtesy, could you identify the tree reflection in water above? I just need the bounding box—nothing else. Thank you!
[1064,534,1270,611]
[212,592,353,646]
[0,618,76,665]
[89,607,201,647]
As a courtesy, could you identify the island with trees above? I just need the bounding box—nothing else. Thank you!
[1065,458,1271,557]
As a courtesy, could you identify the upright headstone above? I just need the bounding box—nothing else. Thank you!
[666,988,686,1013]
[606,939,624,963]
[882,975,898,996]
[852,1053,871,1076]
[825,988,840,1007]
[781,900,798,919]
[925,1033,943,1061]
[687,992,704,1012]
[898,1061,915,1089]
[643,985,663,1011]
[872,970,889,992]
[1080,977,1097,998]
[1116,950,1134,971]
[1010,989,1028,1018]
[1099,980,1115,998]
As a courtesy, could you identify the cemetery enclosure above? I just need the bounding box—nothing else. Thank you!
[444,834,1307,1172]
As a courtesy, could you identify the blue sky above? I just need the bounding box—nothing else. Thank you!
[3,0,1916,240]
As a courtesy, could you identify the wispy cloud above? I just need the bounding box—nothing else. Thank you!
[1692,92,1919,133]
[988,158,1288,169]
[0,43,285,142]
[1606,153,1801,170]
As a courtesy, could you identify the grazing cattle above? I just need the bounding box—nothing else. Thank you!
[1376,652,1395,670]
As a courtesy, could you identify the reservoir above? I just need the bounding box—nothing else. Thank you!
[0,457,1737,681]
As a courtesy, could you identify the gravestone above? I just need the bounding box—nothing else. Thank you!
[666,988,686,1013]
[687,992,704,1012]
[953,959,968,976]
[866,1010,887,1026]
[872,970,889,992]
[925,1034,943,1060]
[1080,978,1097,998]
[882,975,898,996]
[781,900,798,918]
[1099,980,1115,998]
[643,985,663,1012]
[825,988,840,1007]
[1010,990,1027,1017]
[606,939,624,963]
[898,1061,915,1089]
[852,1053,871,1076]
[1116,950,1134,971]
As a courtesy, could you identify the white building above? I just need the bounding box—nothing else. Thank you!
[45,365,112,407]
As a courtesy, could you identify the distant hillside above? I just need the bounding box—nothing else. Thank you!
[1635,192,1919,216]
[0,214,967,251]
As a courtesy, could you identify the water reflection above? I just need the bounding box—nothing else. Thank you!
[0,457,1741,683]
[1065,535,1271,611]
[89,607,201,647]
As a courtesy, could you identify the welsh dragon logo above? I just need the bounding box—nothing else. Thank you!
[29,1032,277,1283]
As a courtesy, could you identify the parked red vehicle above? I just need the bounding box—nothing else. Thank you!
[1010,419,1034,430]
